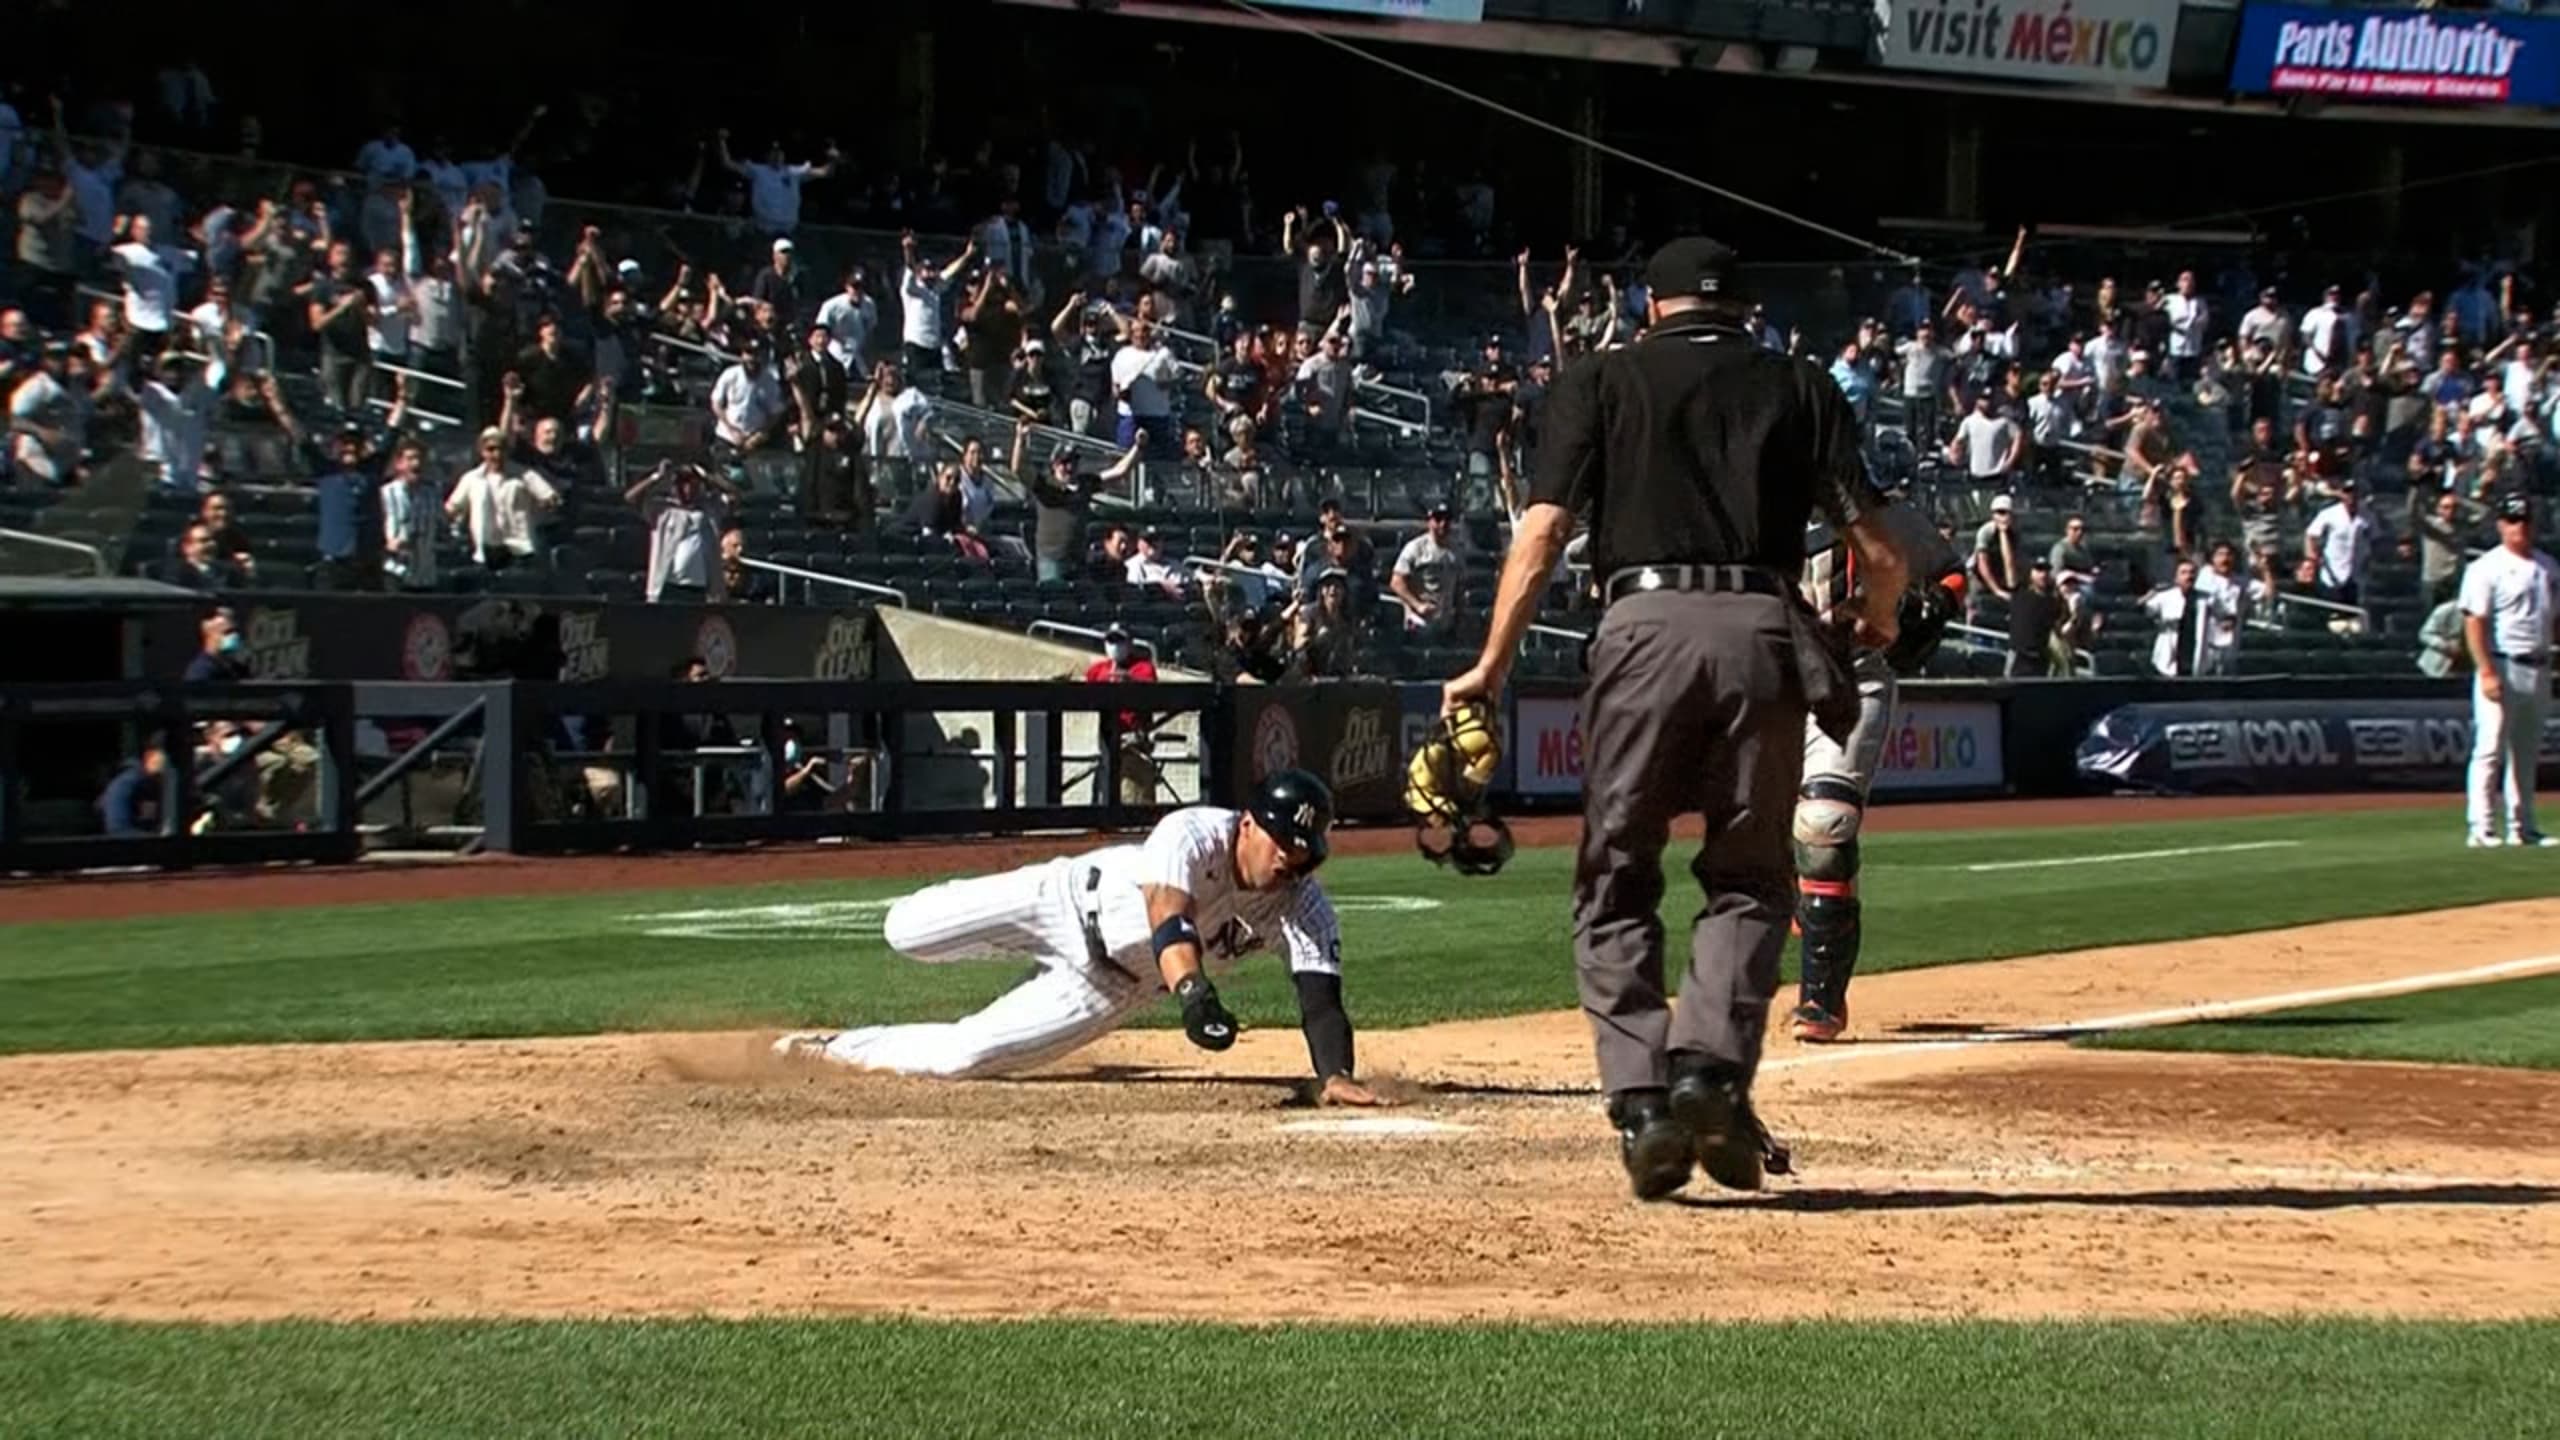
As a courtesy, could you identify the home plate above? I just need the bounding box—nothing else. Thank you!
[1276,1117,1475,1137]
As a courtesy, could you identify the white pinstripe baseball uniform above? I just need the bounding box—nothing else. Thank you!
[2460,542,2557,845]
[806,806,1343,1077]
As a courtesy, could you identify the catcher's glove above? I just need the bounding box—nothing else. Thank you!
[1406,701,1514,877]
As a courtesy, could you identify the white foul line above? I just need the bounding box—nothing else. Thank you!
[1953,840,2302,873]
[1765,951,2560,1074]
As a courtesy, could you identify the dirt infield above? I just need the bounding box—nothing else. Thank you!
[0,790,2450,924]
[5,897,2554,1324]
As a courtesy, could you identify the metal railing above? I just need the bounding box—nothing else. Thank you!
[1029,619,1156,655]
[0,528,108,576]
[2262,587,2373,634]
[1946,620,2098,676]
[734,555,908,607]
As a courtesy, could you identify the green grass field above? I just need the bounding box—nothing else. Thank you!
[8,803,2555,1435]
[0,807,2549,1056]
[6,1316,2558,1439]
[2088,971,2560,1071]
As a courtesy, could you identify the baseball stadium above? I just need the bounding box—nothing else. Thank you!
[7,0,2560,1434]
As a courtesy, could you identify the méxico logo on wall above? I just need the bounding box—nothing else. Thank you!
[1876,0,2177,88]
[2230,5,2560,105]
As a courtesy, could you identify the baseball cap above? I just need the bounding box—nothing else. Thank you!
[2029,555,2052,571]
[772,237,794,254]
[1317,566,1349,585]
[1989,494,2014,513]
[616,258,642,278]
[1483,332,1504,348]
[2498,491,2535,522]
[1643,236,1739,300]
[1427,503,1454,521]
[1103,622,1131,643]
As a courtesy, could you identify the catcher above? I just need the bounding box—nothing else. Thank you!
[1790,497,1965,1042]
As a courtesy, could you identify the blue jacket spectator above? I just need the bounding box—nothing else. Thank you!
[97,749,167,836]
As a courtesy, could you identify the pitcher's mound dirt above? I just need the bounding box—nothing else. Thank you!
[3,899,2555,1324]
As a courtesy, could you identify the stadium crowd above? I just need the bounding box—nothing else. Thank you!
[1,65,2551,684]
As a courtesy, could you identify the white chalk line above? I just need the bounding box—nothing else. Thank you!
[1945,840,2303,873]
[1766,951,2560,1075]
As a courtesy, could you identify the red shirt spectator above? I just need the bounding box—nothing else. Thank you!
[1083,628,1158,736]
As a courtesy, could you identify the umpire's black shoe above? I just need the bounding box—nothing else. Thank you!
[1667,1055,1762,1192]
[1608,1088,1693,1202]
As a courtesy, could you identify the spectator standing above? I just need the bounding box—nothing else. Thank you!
[183,609,252,683]
[2238,287,2291,357]
[2300,285,2348,377]
[716,131,839,236]
[2193,541,2262,677]
[513,312,594,426]
[1297,569,1360,678]
[1897,324,1949,447]
[952,437,1000,535]
[802,416,869,529]
[961,270,1027,411]
[898,230,975,392]
[1970,493,2023,622]
[137,353,220,492]
[445,426,560,573]
[308,422,386,592]
[380,438,441,591]
[2141,558,2207,678]
[709,346,785,457]
[1454,334,1519,505]
[1081,624,1162,806]
[1948,392,2022,490]
[2460,493,2557,847]
[8,341,85,484]
[15,169,81,330]
[2304,481,2378,612]
[1390,504,1463,641]
[1019,426,1111,584]
[631,462,736,603]
[1206,331,1267,444]
[2006,557,2067,677]
[2164,271,2208,384]
[786,323,849,447]
[857,361,931,502]
[305,241,375,416]
[2409,488,2482,608]
[1293,330,1356,466]
[1109,316,1181,460]
[815,268,877,375]
[109,213,193,364]
[751,239,816,332]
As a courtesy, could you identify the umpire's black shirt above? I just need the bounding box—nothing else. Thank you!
[1530,316,1880,577]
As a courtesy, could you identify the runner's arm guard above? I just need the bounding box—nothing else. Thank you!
[1406,700,1514,876]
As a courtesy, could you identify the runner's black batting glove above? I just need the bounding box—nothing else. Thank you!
[1176,974,1238,1052]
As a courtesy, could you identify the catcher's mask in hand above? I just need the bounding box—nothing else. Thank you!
[1406,701,1514,876]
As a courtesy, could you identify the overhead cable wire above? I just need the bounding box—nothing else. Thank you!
[1208,0,1919,265]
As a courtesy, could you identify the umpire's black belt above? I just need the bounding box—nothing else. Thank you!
[1604,564,1787,607]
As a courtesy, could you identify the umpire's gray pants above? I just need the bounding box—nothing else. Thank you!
[1574,589,1804,1096]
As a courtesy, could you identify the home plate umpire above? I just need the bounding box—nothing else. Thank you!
[1443,237,1913,1202]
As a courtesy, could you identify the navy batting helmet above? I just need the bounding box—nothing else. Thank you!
[1249,768,1335,867]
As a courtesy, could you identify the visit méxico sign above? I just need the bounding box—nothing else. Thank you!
[1876,0,2178,88]
[2230,5,2560,105]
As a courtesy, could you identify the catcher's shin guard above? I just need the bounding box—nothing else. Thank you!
[1795,880,1861,1021]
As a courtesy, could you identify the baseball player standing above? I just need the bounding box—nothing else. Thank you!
[1444,237,1912,1201]
[1791,501,1964,1042]
[2461,491,2557,848]
[775,769,1390,1103]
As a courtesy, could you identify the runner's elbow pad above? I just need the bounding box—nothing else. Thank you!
[1294,970,1355,1079]
[1151,914,1201,961]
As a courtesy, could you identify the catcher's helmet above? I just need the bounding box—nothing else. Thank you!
[1406,701,1514,876]
[1249,767,1335,867]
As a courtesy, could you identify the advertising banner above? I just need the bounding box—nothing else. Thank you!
[1512,694,1587,798]
[1877,0,2177,88]
[2229,5,2560,105]
[2077,698,2560,792]
[1872,699,2006,794]
[1228,683,1405,821]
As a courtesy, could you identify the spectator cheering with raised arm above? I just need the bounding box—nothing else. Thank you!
[2304,479,2378,616]
[716,128,839,236]
[898,229,976,395]
[109,212,194,365]
[961,268,1027,411]
[380,438,442,592]
[629,461,738,603]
